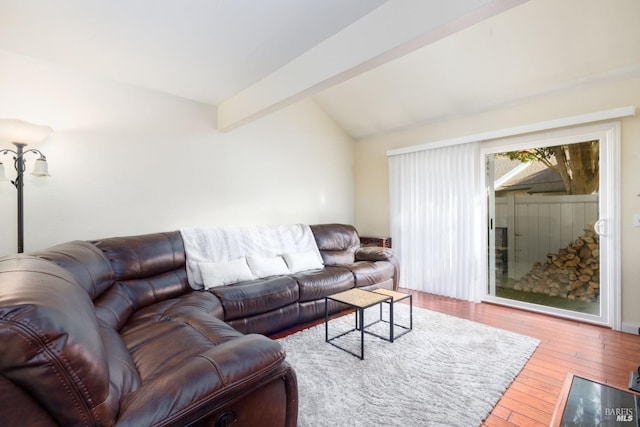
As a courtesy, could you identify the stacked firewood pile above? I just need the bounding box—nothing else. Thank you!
[513,224,599,302]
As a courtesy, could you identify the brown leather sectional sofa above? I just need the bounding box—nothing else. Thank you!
[0,224,398,426]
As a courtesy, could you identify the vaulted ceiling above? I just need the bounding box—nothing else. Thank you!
[1,0,638,139]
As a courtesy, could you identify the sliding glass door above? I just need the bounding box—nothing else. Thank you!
[483,123,620,327]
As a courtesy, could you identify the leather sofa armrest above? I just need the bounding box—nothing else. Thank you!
[0,257,116,427]
[355,246,394,262]
[355,246,400,290]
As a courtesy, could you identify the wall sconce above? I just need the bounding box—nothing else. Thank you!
[0,119,53,253]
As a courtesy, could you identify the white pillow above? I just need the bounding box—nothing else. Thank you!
[246,255,290,278]
[198,257,254,289]
[283,250,324,273]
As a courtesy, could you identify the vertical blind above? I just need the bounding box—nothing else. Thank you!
[389,142,483,301]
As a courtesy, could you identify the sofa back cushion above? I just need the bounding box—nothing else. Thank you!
[31,240,115,299]
[310,224,360,265]
[91,231,191,330]
[0,256,119,426]
[93,231,186,281]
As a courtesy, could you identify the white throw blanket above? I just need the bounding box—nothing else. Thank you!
[180,224,323,290]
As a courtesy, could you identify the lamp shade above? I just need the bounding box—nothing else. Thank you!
[31,158,50,177]
[0,119,53,144]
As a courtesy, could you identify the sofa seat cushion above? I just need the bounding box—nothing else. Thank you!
[347,261,395,288]
[121,311,246,383]
[227,304,300,336]
[117,325,286,426]
[119,291,224,335]
[293,267,354,302]
[208,276,299,321]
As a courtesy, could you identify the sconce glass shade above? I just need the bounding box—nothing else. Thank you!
[31,158,50,177]
[0,119,53,144]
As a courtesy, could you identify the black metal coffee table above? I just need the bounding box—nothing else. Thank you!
[367,288,412,342]
[324,288,392,360]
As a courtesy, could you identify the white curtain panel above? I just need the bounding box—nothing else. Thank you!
[389,142,483,301]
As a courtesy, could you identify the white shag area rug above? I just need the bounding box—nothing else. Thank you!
[278,305,539,427]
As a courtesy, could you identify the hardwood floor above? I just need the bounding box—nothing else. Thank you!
[271,289,640,426]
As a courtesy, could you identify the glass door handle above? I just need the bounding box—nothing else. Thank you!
[594,218,606,237]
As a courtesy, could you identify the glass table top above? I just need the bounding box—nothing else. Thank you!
[559,375,638,426]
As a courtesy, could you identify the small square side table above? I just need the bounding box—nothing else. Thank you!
[325,288,392,360]
[366,288,412,342]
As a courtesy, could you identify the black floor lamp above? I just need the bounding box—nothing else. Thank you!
[0,119,52,254]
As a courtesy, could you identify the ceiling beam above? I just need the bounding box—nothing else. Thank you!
[217,0,528,132]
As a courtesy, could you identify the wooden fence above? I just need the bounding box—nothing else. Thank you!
[495,194,598,279]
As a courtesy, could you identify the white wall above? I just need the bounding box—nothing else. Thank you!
[353,73,640,325]
[0,50,355,255]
